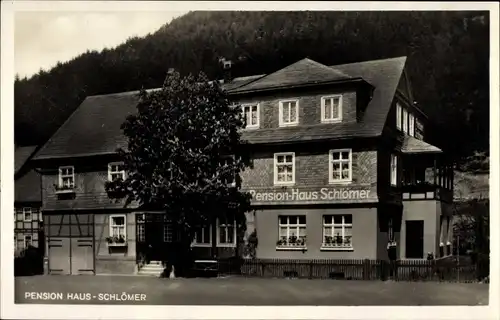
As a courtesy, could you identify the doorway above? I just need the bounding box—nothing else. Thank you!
[405,220,424,259]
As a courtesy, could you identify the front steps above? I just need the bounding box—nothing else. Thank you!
[137,261,164,277]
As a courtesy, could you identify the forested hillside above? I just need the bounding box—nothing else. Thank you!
[15,11,489,164]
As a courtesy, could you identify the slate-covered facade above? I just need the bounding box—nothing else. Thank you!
[31,56,454,275]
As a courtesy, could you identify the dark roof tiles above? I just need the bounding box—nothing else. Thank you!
[33,57,407,160]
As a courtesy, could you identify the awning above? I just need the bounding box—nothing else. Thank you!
[401,136,442,154]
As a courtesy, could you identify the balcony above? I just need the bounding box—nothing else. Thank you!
[399,135,453,201]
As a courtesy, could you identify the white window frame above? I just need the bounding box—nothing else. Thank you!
[278,99,299,127]
[241,103,260,129]
[216,218,237,247]
[396,103,403,130]
[390,154,398,186]
[277,215,307,249]
[22,207,32,222]
[402,108,409,134]
[58,166,75,188]
[24,235,32,248]
[109,214,127,240]
[408,113,415,137]
[273,152,295,185]
[321,215,353,250]
[192,224,212,247]
[321,95,343,123]
[329,149,352,184]
[108,162,126,181]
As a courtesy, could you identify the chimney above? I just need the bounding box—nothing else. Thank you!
[220,58,233,83]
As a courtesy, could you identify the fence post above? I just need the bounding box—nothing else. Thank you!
[363,259,370,280]
[261,261,265,277]
[309,261,313,279]
[379,260,388,281]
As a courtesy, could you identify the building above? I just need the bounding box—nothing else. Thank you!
[14,146,43,257]
[31,57,454,275]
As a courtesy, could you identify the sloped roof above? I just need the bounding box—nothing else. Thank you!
[230,58,353,92]
[33,56,407,160]
[15,146,37,174]
[15,146,42,203]
[401,135,442,154]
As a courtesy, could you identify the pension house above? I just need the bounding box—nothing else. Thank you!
[30,56,454,275]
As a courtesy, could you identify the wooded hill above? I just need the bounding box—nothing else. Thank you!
[14,11,489,164]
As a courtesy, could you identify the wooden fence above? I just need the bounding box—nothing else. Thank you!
[215,257,488,282]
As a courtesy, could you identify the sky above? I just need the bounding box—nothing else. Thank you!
[14,11,187,78]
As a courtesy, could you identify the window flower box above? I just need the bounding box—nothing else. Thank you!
[54,185,75,194]
[105,235,127,247]
[54,184,75,194]
[321,235,353,251]
[276,236,307,250]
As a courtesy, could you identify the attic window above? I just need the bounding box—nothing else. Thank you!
[242,104,259,129]
[279,100,299,127]
[58,166,75,189]
[108,162,126,181]
[321,95,342,123]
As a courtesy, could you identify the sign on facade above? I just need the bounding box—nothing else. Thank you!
[248,188,372,202]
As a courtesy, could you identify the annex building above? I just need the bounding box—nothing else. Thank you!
[30,57,454,275]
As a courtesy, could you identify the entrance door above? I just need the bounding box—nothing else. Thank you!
[144,214,169,262]
[405,220,424,259]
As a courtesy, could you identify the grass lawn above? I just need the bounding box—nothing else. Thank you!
[15,275,489,306]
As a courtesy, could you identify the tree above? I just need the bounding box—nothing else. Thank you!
[105,70,253,275]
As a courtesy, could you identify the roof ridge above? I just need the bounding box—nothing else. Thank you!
[304,58,353,79]
[333,56,407,69]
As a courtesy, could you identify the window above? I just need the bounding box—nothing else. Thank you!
[193,225,212,247]
[109,215,126,240]
[396,103,403,130]
[58,166,75,189]
[321,95,342,122]
[274,152,295,185]
[402,108,408,133]
[164,221,173,242]
[329,149,352,183]
[217,217,236,247]
[14,235,17,251]
[279,100,299,126]
[242,104,259,129]
[409,113,415,137]
[108,162,126,181]
[24,235,32,248]
[322,215,353,249]
[390,154,398,186]
[277,215,306,248]
[23,207,32,222]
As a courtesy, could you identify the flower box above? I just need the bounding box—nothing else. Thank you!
[54,185,75,194]
[105,235,127,247]
[276,236,307,250]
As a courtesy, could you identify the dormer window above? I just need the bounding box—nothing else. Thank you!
[58,166,75,189]
[242,104,259,129]
[279,100,299,126]
[108,162,126,181]
[321,95,342,123]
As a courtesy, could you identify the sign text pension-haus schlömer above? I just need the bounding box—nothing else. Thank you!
[248,188,371,202]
